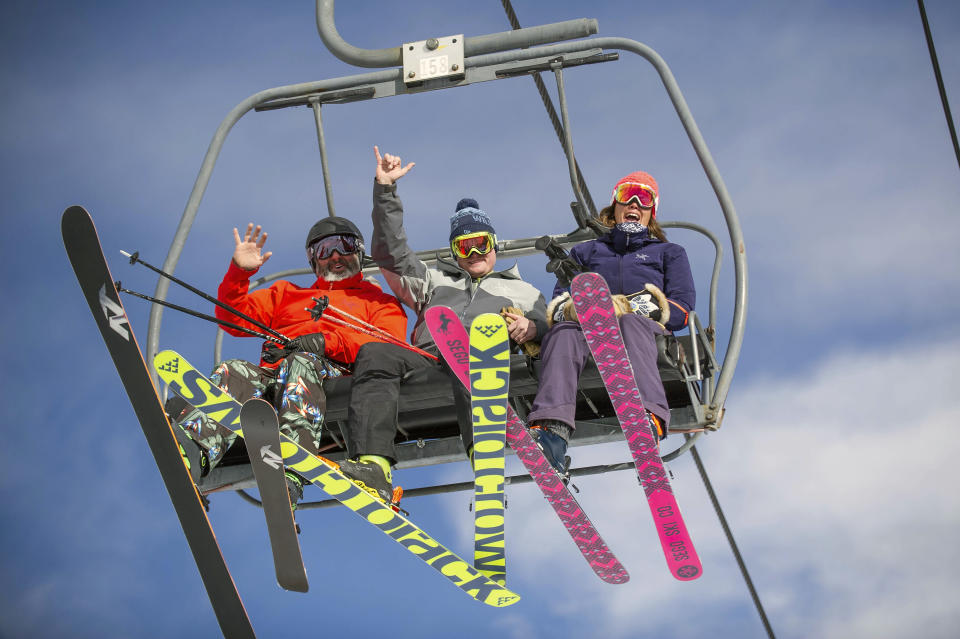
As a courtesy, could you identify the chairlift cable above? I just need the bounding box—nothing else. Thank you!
[917,0,960,174]
[500,0,599,217]
[689,439,776,639]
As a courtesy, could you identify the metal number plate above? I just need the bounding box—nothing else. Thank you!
[402,34,465,84]
[419,54,450,80]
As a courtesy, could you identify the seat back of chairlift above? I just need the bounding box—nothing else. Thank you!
[147,0,747,493]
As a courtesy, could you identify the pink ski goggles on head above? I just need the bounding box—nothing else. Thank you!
[612,182,658,210]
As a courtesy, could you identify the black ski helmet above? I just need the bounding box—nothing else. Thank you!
[305,216,364,248]
[305,216,365,271]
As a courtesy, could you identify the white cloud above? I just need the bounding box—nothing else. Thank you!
[440,338,960,638]
[707,341,960,638]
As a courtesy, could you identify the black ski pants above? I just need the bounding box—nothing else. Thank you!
[344,341,469,464]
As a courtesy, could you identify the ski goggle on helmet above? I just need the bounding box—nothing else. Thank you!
[613,182,658,210]
[451,231,496,259]
[307,234,363,261]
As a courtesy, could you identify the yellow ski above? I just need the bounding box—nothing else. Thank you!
[154,349,520,607]
[468,313,511,586]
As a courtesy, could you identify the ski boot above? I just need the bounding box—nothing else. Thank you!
[336,456,406,514]
[647,411,665,452]
[284,471,304,511]
[529,420,572,479]
[173,425,209,482]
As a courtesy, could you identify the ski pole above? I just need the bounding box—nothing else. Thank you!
[308,297,438,361]
[324,302,400,342]
[318,299,438,359]
[117,284,290,344]
[121,250,289,344]
[124,249,436,361]
[309,306,439,362]
[120,285,354,373]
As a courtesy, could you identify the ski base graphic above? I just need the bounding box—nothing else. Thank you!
[571,272,701,581]
[62,206,255,637]
[241,398,309,593]
[426,306,629,584]
[155,349,520,607]
[469,313,510,586]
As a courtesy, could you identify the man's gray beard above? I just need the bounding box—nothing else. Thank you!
[314,255,361,282]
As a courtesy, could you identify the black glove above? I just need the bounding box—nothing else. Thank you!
[290,332,326,356]
[260,341,290,364]
[260,332,326,364]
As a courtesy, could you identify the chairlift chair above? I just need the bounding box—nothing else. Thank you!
[147,0,747,499]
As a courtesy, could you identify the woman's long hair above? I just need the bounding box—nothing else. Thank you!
[597,203,667,241]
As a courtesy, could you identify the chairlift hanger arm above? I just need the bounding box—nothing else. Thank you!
[315,0,598,68]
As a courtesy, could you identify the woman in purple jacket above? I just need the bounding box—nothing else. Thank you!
[526,171,696,472]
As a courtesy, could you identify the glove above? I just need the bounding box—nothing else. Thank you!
[610,295,633,318]
[500,306,540,357]
[260,332,326,364]
[546,292,578,327]
[624,283,670,326]
[289,332,326,356]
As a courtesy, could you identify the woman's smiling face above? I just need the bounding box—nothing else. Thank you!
[613,200,653,226]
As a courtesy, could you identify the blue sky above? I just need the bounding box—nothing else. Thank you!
[2,1,959,637]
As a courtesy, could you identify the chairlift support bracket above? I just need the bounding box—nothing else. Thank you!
[494,51,619,79]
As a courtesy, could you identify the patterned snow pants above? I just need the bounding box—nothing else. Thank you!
[172,352,340,468]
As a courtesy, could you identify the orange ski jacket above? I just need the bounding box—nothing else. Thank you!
[216,260,408,368]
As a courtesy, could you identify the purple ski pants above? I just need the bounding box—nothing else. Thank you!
[526,314,671,431]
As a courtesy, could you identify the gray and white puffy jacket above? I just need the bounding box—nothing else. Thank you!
[370,181,549,349]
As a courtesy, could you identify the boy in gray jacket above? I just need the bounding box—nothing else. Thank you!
[337,147,548,504]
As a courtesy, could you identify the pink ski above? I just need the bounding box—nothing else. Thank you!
[570,272,702,581]
[426,306,629,584]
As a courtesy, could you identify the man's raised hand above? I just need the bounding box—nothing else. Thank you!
[374,145,415,185]
[232,223,273,271]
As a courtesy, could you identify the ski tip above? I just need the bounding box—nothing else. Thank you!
[598,568,630,585]
[242,397,275,408]
[672,562,703,581]
[278,577,309,593]
[61,205,92,238]
[61,204,89,219]
[481,587,521,608]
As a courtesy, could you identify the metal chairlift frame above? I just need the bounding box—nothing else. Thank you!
[146,0,747,495]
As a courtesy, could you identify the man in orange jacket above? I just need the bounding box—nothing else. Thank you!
[172,217,407,506]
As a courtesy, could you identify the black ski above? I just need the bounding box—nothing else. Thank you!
[240,398,309,592]
[61,206,256,638]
